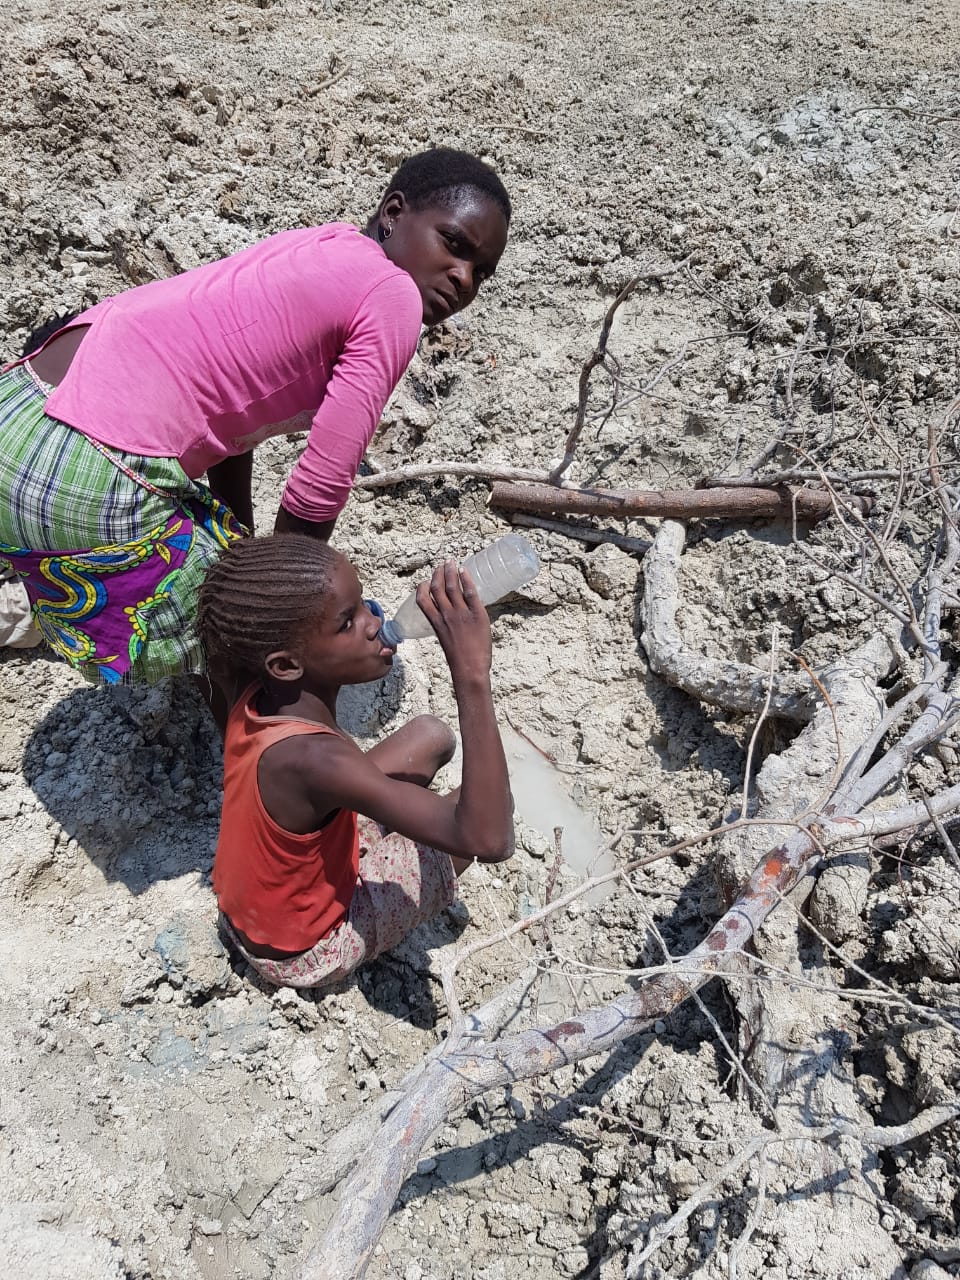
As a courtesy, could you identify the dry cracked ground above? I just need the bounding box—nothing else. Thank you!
[1,1,959,1278]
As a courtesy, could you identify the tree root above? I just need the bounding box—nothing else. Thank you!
[639,520,817,722]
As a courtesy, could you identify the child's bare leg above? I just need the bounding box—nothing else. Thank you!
[365,715,456,787]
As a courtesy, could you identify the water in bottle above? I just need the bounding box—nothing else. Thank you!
[378,533,540,646]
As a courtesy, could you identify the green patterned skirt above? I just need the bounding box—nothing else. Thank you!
[0,363,244,684]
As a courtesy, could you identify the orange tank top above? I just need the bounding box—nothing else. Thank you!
[212,684,360,952]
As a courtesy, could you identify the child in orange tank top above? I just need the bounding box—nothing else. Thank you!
[197,533,515,989]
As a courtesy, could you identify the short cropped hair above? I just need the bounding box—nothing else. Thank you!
[197,534,341,682]
[382,148,511,223]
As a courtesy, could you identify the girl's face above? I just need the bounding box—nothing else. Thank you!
[376,190,509,326]
[294,557,394,689]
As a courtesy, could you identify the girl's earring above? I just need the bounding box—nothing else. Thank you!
[378,222,394,243]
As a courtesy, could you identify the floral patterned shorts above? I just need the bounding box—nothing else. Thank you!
[220,816,458,989]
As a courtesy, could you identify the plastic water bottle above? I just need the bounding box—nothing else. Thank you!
[378,533,540,646]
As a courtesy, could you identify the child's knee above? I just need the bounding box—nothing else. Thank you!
[410,714,456,766]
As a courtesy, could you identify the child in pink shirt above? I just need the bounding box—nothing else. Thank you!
[0,148,510,689]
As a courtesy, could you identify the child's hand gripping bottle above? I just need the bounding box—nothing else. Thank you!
[372,533,540,647]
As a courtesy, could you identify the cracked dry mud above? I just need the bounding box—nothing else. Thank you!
[1,1,959,1278]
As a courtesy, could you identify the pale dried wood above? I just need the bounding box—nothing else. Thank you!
[490,481,872,523]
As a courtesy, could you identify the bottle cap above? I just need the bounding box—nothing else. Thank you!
[364,599,402,649]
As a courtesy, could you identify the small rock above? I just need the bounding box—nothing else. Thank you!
[581,543,638,600]
[154,911,233,1001]
[910,1264,955,1280]
[196,1217,222,1236]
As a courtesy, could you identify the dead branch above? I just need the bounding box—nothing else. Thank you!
[306,59,354,95]
[620,1104,960,1276]
[639,520,816,721]
[490,481,872,523]
[507,512,652,554]
[549,257,692,484]
[299,638,958,1279]
[355,461,552,490]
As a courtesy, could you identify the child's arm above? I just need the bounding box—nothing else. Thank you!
[291,562,514,862]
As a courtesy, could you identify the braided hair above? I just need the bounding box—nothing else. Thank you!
[380,148,511,224]
[197,534,342,683]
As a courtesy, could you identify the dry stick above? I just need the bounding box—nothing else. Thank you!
[849,103,960,124]
[489,480,872,523]
[783,308,816,423]
[791,443,928,649]
[304,965,540,1198]
[639,520,815,722]
[708,449,960,490]
[766,878,960,1043]
[732,953,954,1025]
[789,652,847,818]
[508,511,652,554]
[306,59,354,95]
[355,461,552,490]
[549,256,692,485]
[841,660,950,786]
[727,1151,768,1280]
[922,404,960,667]
[740,628,780,821]
[621,1104,960,1277]
[725,321,812,482]
[922,791,960,873]
[299,745,959,1278]
[439,831,626,1031]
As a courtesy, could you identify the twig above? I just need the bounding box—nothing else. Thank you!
[921,791,960,873]
[622,1105,960,1275]
[783,308,816,423]
[549,257,692,484]
[849,103,960,125]
[508,512,652,554]
[740,628,779,819]
[307,60,354,95]
[485,122,552,138]
[355,461,551,490]
[727,1152,767,1280]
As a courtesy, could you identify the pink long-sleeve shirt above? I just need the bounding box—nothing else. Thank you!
[38,223,423,523]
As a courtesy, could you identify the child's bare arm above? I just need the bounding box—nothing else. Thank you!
[287,563,514,861]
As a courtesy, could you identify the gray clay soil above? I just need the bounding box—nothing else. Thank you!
[1,1,959,1278]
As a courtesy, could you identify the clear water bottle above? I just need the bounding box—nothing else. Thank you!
[378,533,540,647]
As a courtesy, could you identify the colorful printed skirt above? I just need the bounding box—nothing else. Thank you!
[220,816,458,989]
[0,363,245,684]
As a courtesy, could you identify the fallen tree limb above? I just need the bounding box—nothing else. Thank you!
[622,1103,960,1276]
[299,648,959,1279]
[489,481,872,523]
[640,520,817,721]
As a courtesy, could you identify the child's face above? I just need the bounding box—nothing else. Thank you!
[297,557,395,688]
[380,191,508,326]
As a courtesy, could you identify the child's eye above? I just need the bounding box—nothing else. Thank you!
[340,615,353,633]
[442,232,461,252]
